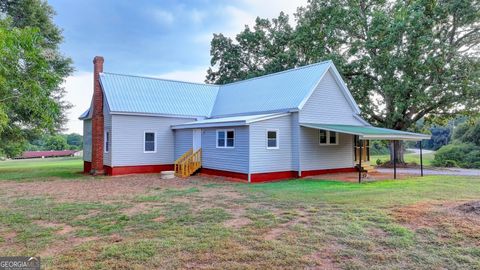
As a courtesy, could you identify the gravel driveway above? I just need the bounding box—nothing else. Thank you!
[377,167,480,176]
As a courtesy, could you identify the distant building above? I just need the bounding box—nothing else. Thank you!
[16,150,78,159]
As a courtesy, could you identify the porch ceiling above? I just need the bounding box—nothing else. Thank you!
[300,123,431,141]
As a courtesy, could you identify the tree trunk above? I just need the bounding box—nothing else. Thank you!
[389,140,406,164]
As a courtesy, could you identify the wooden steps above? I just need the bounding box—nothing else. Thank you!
[174,148,202,178]
[358,162,377,173]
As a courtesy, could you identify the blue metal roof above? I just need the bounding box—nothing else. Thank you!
[172,113,289,129]
[100,73,219,117]
[83,60,335,118]
[212,61,331,117]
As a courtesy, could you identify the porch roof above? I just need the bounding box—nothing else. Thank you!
[300,123,431,141]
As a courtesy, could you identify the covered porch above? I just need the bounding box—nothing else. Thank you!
[300,123,431,183]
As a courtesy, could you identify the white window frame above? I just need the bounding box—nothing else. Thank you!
[104,131,110,153]
[143,131,156,153]
[266,129,279,149]
[319,130,339,145]
[216,129,235,148]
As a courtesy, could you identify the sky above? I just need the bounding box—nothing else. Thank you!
[49,0,308,134]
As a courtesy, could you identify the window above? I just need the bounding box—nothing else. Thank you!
[319,130,339,145]
[104,131,110,153]
[217,129,235,148]
[266,130,278,149]
[319,130,327,144]
[329,131,337,144]
[144,132,156,153]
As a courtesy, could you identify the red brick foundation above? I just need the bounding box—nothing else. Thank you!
[83,161,92,174]
[103,164,174,176]
[199,168,249,181]
[250,171,298,182]
[200,167,357,183]
[300,167,357,177]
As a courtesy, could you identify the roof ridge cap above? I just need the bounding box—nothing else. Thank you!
[219,60,332,87]
[101,72,219,88]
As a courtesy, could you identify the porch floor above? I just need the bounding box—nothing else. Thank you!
[304,171,415,183]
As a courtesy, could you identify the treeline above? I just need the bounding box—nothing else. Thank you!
[26,133,83,151]
[433,119,480,168]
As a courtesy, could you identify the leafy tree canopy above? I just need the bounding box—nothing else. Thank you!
[0,0,73,158]
[207,0,480,162]
[453,118,480,146]
[44,135,68,151]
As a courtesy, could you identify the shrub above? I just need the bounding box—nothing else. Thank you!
[376,159,383,166]
[433,143,480,168]
[444,160,458,168]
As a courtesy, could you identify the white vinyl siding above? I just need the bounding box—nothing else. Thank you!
[202,127,249,173]
[83,119,92,162]
[174,129,193,160]
[249,115,292,173]
[299,70,364,125]
[299,126,355,171]
[291,113,300,172]
[111,115,194,166]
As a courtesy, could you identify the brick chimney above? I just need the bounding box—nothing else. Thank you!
[90,56,105,175]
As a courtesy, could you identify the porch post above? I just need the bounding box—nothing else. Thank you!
[419,140,423,177]
[358,139,362,183]
[393,140,397,179]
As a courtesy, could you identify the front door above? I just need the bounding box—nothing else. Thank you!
[354,136,370,163]
[193,129,202,151]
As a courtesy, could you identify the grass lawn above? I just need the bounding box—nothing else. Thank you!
[0,158,479,269]
[0,157,84,181]
[372,152,435,166]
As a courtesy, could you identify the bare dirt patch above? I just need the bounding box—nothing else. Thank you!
[122,202,156,216]
[265,210,311,240]
[224,217,252,229]
[306,242,343,270]
[152,216,165,222]
[34,221,75,235]
[74,209,101,220]
[455,201,480,215]
[39,236,99,257]
[0,174,239,202]
[1,231,17,243]
[392,201,480,240]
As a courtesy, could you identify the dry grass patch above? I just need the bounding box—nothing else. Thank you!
[392,200,480,241]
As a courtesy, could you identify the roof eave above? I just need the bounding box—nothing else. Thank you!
[172,121,247,130]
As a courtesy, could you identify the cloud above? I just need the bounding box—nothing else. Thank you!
[193,0,308,44]
[63,71,92,134]
[151,9,175,25]
[190,9,206,24]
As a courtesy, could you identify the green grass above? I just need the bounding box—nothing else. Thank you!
[0,158,479,269]
[0,157,84,181]
[371,152,435,166]
[242,176,480,205]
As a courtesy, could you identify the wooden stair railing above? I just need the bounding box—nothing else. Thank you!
[174,148,193,173]
[174,148,202,178]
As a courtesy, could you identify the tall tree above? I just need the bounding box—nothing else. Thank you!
[0,0,73,157]
[207,0,480,163]
[206,12,298,84]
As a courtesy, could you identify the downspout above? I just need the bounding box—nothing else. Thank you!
[248,125,251,183]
